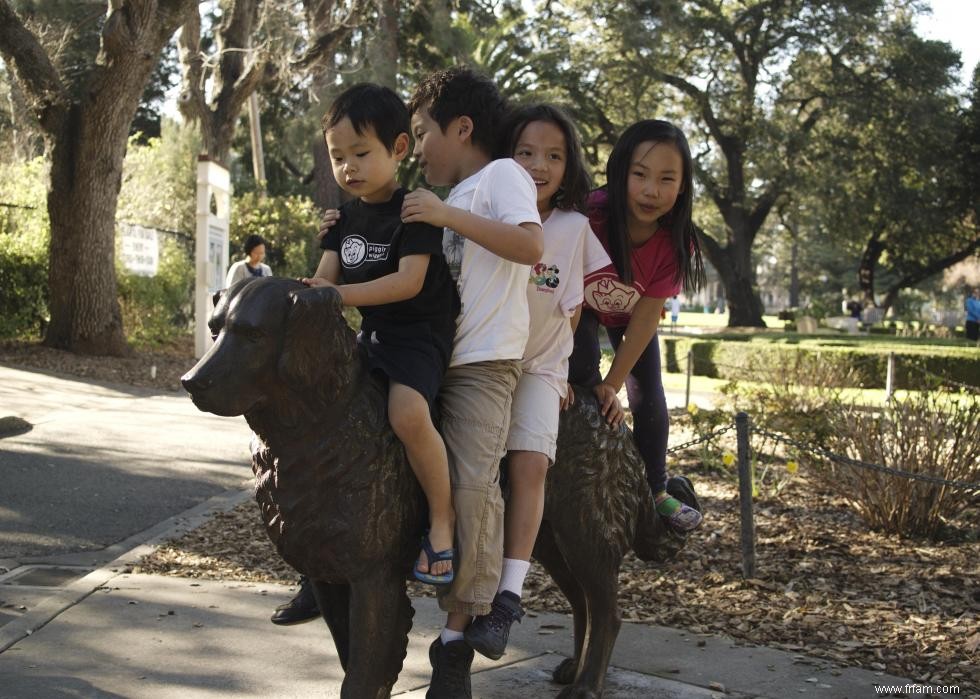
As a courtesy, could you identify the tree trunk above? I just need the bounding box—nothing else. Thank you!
[789,234,800,308]
[311,136,341,211]
[857,234,884,308]
[700,224,767,327]
[43,48,164,354]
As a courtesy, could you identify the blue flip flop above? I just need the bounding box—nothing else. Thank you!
[414,534,455,586]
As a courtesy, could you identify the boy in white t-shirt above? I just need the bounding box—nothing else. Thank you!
[461,104,612,661]
[401,67,543,697]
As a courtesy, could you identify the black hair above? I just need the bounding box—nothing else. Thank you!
[503,104,592,213]
[408,66,506,157]
[244,234,266,255]
[323,83,409,153]
[603,120,704,292]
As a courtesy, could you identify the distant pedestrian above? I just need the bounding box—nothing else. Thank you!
[225,234,272,287]
[966,288,980,341]
[670,295,681,331]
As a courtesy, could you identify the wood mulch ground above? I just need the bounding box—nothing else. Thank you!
[3,337,977,693]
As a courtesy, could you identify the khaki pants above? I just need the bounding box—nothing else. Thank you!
[436,359,521,616]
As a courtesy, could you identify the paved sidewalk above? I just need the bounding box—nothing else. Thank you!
[0,571,914,698]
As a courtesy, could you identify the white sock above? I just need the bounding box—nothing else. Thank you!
[440,627,465,645]
[497,558,531,598]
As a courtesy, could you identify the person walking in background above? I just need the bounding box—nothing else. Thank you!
[670,295,682,332]
[966,287,980,341]
[225,234,272,287]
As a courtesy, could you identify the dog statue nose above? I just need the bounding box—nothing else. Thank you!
[180,372,213,394]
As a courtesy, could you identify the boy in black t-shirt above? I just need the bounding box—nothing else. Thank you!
[302,83,459,585]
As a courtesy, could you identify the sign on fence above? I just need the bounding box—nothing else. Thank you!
[119,223,159,276]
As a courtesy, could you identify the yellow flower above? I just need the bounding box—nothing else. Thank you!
[786,460,799,475]
[687,403,700,416]
[722,452,735,467]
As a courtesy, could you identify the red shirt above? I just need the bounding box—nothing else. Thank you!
[583,190,682,327]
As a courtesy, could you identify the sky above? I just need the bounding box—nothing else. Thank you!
[914,0,979,87]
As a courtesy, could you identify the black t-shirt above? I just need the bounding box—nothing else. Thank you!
[321,189,459,331]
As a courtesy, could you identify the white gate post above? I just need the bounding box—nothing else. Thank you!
[195,156,231,359]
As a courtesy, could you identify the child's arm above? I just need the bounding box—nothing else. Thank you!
[561,305,585,411]
[309,254,430,307]
[596,296,667,426]
[401,189,543,264]
[302,250,342,287]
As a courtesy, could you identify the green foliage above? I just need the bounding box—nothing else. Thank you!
[116,237,193,346]
[117,120,199,236]
[230,192,321,278]
[0,157,50,337]
[662,335,980,390]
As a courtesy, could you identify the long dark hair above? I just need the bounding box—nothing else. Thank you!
[502,104,592,213]
[603,120,704,292]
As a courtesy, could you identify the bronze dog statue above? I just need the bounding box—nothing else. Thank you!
[181,277,699,699]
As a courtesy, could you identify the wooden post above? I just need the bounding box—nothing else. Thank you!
[685,349,693,408]
[736,412,755,578]
[885,352,895,403]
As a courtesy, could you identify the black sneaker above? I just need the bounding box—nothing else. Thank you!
[427,637,473,699]
[270,576,320,625]
[463,590,524,660]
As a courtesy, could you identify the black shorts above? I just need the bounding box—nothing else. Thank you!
[357,320,454,406]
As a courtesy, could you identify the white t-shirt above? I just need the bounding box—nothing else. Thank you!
[522,209,611,397]
[443,159,541,367]
[225,259,272,287]
[670,296,682,317]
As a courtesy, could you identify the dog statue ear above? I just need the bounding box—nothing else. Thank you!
[212,289,223,307]
[278,286,356,403]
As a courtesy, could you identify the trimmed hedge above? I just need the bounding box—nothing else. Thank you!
[660,335,980,390]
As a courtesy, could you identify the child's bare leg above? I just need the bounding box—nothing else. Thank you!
[503,450,549,561]
[388,382,455,575]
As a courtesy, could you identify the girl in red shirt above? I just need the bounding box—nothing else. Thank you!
[569,119,705,532]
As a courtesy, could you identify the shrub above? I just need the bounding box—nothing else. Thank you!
[117,121,199,236]
[0,157,50,338]
[721,352,855,447]
[822,390,980,538]
[116,236,193,346]
[230,192,321,279]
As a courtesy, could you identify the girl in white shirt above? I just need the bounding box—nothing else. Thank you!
[464,104,611,660]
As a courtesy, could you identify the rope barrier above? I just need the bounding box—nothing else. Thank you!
[666,423,736,454]
[665,417,980,492]
[751,426,980,493]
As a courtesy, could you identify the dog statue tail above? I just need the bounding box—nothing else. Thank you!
[631,475,702,563]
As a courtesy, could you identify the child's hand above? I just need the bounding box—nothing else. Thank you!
[402,189,450,228]
[560,383,575,411]
[300,276,335,289]
[593,382,624,428]
[316,209,341,240]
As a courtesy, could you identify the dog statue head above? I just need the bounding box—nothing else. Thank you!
[181,277,357,423]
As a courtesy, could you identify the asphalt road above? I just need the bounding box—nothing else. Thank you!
[0,365,253,564]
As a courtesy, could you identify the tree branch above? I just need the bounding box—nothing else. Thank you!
[882,234,980,309]
[177,6,207,123]
[0,0,69,135]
